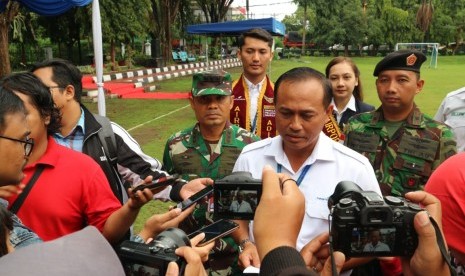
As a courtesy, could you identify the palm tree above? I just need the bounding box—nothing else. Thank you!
[416,0,434,36]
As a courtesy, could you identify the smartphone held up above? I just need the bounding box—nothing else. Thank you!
[188,219,239,247]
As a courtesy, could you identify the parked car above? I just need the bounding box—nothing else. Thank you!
[362,44,389,51]
[329,44,345,50]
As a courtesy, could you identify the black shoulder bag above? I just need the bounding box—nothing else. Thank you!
[9,165,45,214]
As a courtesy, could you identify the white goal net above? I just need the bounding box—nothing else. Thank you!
[395,43,439,68]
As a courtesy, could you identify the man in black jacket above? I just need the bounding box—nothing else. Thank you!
[31,59,209,204]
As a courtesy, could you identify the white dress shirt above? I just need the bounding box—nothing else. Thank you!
[233,132,381,251]
[244,77,265,132]
[434,87,465,152]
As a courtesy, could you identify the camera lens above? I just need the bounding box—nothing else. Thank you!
[152,228,191,250]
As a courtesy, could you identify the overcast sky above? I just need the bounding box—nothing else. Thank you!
[232,0,297,21]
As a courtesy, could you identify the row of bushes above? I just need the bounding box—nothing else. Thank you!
[281,47,398,57]
[281,47,465,58]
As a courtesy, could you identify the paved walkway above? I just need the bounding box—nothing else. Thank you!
[82,58,242,99]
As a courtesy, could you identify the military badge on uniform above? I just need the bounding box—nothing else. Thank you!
[406,54,417,66]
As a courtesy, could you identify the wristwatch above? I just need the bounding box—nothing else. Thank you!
[239,238,254,253]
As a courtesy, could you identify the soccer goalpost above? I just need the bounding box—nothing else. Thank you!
[395,43,439,69]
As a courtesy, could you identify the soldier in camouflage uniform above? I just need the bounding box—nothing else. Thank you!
[345,50,457,197]
[163,70,260,275]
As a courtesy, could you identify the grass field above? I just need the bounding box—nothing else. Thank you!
[83,55,465,233]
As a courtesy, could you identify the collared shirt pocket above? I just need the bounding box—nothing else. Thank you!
[305,194,330,220]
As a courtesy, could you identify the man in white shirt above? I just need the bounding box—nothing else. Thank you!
[229,192,253,213]
[434,86,465,152]
[231,67,381,273]
[363,230,391,252]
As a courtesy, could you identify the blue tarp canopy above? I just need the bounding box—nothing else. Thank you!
[0,0,91,16]
[187,17,286,37]
[1,0,107,116]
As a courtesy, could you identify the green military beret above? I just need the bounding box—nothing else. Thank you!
[373,50,427,76]
[191,70,232,97]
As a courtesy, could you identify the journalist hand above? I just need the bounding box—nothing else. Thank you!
[127,184,155,210]
[164,232,213,276]
[401,191,450,276]
[138,205,195,242]
[165,245,208,276]
[189,232,215,263]
[300,232,345,275]
[238,241,260,268]
[180,178,214,200]
[0,184,24,199]
[253,165,304,260]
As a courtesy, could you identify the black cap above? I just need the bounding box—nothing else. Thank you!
[373,50,427,76]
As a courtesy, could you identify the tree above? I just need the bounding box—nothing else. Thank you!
[0,1,20,76]
[195,0,234,23]
[382,6,413,48]
[149,0,182,63]
[428,11,455,45]
[38,8,88,63]
[363,0,419,52]
[416,0,434,41]
[437,0,465,54]
[100,0,150,69]
[193,0,234,59]
[311,0,366,55]
[293,0,311,54]
[282,14,303,33]
[12,9,41,67]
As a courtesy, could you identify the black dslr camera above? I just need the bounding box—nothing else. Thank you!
[213,171,262,220]
[328,181,422,257]
[117,228,190,275]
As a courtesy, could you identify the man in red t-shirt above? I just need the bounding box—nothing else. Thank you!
[2,73,155,244]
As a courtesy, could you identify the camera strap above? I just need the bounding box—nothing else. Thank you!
[430,216,457,276]
[327,212,339,276]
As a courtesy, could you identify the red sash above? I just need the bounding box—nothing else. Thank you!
[322,114,344,142]
[230,75,277,139]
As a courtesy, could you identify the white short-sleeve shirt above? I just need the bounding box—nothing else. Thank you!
[434,87,465,152]
[233,132,381,251]
[331,95,357,124]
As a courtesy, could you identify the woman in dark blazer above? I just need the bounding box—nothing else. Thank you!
[325,57,375,131]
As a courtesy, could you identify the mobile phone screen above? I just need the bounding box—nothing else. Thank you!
[132,174,179,194]
[177,185,214,211]
[188,219,239,246]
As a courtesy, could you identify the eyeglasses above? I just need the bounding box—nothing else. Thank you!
[0,135,35,157]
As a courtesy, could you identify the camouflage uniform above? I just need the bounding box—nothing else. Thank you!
[163,122,259,276]
[344,105,456,196]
